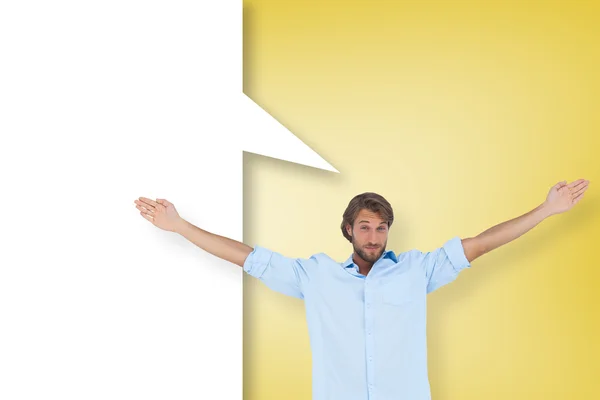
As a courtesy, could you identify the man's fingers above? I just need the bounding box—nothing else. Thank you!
[141,211,154,220]
[573,180,588,190]
[567,179,586,189]
[138,197,159,209]
[568,180,589,197]
[554,181,567,190]
[136,204,154,214]
[157,198,171,207]
[134,200,156,212]
[572,184,588,197]
[573,192,585,204]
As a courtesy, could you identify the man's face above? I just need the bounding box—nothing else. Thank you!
[346,209,389,263]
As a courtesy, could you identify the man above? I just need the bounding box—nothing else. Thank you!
[134,178,589,400]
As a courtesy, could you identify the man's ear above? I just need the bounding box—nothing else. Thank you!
[346,224,352,237]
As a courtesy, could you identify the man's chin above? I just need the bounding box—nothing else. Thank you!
[361,248,384,262]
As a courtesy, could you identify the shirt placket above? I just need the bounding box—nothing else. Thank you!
[364,278,375,399]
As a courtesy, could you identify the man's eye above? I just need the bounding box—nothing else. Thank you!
[361,226,368,230]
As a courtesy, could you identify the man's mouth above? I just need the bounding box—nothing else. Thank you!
[365,246,379,250]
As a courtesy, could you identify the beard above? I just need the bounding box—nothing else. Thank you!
[352,238,386,263]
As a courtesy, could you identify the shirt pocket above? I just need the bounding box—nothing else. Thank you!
[381,274,414,306]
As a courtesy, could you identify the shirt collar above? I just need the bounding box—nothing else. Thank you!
[343,249,398,269]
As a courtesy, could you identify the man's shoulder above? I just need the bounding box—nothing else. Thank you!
[309,252,337,263]
[392,248,425,263]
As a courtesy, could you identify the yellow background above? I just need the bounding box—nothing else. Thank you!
[242,1,600,399]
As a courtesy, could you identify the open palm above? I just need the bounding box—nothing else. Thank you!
[134,197,183,232]
[544,179,589,215]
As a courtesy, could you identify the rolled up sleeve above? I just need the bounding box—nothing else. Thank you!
[243,246,274,279]
[243,245,316,300]
[421,236,471,294]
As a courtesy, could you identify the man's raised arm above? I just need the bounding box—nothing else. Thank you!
[134,197,252,267]
[461,179,590,263]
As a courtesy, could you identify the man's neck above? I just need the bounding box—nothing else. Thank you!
[353,253,374,276]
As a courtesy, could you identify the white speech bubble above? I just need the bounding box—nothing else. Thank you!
[0,1,338,399]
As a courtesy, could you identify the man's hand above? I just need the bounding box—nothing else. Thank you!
[134,197,184,232]
[134,196,252,267]
[461,178,591,263]
[543,179,590,216]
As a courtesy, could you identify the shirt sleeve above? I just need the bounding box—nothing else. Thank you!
[419,236,471,294]
[243,245,317,300]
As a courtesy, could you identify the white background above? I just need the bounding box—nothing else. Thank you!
[0,1,336,399]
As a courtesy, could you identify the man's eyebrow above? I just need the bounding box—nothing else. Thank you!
[358,220,387,224]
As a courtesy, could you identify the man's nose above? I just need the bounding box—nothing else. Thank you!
[368,230,377,242]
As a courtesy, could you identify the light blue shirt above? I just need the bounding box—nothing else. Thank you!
[243,236,471,400]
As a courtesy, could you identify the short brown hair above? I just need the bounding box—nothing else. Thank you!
[340,192,394,243]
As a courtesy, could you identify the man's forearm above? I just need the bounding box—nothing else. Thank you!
[475,202,553,255]
[174,219,253,268]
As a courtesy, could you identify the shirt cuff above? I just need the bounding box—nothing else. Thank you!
[443,236,471,272]
[243,245,274,279]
